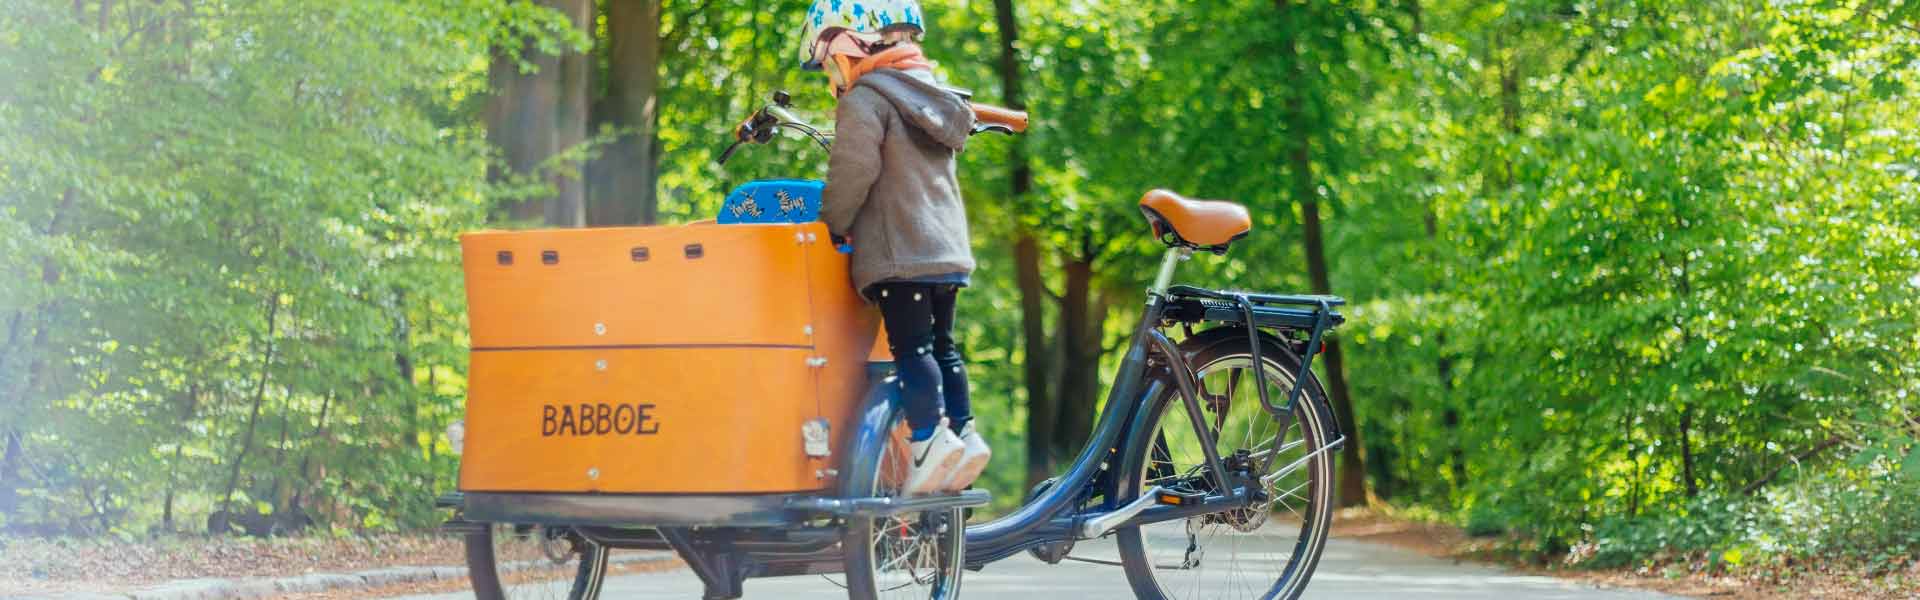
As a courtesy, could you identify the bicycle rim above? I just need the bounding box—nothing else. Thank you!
[465,523,607,600]
[842,416,964,600]
[1116,349,1335,600]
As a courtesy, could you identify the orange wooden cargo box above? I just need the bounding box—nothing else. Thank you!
[457,222,884,495]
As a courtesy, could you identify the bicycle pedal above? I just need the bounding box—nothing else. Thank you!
[1155,489,1206,505]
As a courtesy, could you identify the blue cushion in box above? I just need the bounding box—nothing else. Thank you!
[718,179,823,224]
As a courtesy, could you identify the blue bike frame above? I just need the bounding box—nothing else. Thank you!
[842,263,1346,569]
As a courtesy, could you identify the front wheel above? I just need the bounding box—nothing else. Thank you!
[840,407,966,600]
[1112,330,1338,600]
[464,522,608,600]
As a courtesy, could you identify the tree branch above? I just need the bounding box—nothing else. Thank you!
[1740,435,1847,496]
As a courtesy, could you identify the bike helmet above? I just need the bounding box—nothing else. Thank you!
[798,0,926,70]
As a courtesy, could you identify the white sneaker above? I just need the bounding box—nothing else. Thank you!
[943,421,992,492]
[904,425,966,496]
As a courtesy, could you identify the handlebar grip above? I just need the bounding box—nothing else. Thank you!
[971,103,1028,133]
[733,117,756,142]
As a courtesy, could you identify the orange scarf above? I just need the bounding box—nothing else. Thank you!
[833,45,932,95]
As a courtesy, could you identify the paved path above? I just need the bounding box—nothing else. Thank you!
[392,533,1677,600]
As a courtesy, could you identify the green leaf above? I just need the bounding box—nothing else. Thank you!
[1851,447,1885,468]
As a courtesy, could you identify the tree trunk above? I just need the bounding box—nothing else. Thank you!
[394,288,417,450]
[1015,234,1055,487]
[991,0,1025,114]
[592,0,662,226]
[0,431,20,520]
[1059,257,1090,453]
[161,384,199,531]
[1498,32,1520,188]
[217,295,280,524]
[990,0,1058,488]
[1437,336,1465,491]
[269,385,293,510]
[1673,254,1699,497]
[550,0,591,227]
[0,186,80,521]
[289,391,335,513]
[1679,402,1698,497]
[1052,250,1099,459]
[487,5,562,223]
[1276,0,1365,507]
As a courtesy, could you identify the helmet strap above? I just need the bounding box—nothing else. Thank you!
[830,54,858,97]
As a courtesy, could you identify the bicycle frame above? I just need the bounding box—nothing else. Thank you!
[842,245,1347,569]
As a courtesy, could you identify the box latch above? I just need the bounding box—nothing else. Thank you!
[802,418,831,458]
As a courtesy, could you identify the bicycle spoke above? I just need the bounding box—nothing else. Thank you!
[858,424,959,600]
[1127,351,1331,600]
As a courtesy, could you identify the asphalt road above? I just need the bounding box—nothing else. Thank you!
[394,527,1677,600]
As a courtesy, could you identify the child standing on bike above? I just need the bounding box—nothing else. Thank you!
[803,0,989,496]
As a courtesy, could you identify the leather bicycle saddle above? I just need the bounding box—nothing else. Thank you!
[1138,189,1252,250]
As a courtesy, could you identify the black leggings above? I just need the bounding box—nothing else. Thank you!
[868,282,970,434]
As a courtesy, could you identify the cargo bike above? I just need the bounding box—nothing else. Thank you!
[440,92,1348,600]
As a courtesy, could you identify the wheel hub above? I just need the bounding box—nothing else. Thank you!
[540,527,575,563]
[1205,450,1271,532]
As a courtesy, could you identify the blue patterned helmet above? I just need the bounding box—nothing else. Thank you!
[798,0,926,70]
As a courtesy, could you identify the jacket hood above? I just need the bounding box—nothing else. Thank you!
[853,69,972,151]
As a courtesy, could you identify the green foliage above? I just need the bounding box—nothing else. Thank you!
[1580,464,1920,569]
[4,0,1916,570]
[0,0,564,533]
[1340,0,1920,564]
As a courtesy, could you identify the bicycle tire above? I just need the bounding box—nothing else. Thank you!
[465,523,608,600]
[1110,329,1337,600]
[841,404,966,600]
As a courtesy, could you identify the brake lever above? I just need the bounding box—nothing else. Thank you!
[971,124,1016,136]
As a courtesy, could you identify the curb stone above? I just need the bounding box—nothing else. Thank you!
[128,579,228,600]
[27,551,675,599]
[270,573,361,594]
[221,581,277,599]
[352,568,422,587]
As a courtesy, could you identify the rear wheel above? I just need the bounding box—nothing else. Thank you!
[1112,332,1337,600]
[465,522,608,600]
[841,408,965,600]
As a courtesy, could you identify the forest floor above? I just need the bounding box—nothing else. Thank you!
[1333,507,1920,600]
[2,513,1914,598]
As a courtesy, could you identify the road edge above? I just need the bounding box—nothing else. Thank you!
[8,552,677,600]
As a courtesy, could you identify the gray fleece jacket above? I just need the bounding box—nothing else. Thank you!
[820,68,976,294]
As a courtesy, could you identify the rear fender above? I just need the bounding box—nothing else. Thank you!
[840,362,901,498]
[1178,327,1344,449]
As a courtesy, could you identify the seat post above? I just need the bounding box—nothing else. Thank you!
[1150,246,1192,295]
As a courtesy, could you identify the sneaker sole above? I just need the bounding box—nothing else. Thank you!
[943,453,990,493]
[905,452,964,496]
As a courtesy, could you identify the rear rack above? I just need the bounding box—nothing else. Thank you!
[1162,285,1347,330]
[1165,285,1347,308]
[1160,285,1345,441]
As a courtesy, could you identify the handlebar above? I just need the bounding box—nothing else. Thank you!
[718,91,1031,167]
[971,103,1028,134]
